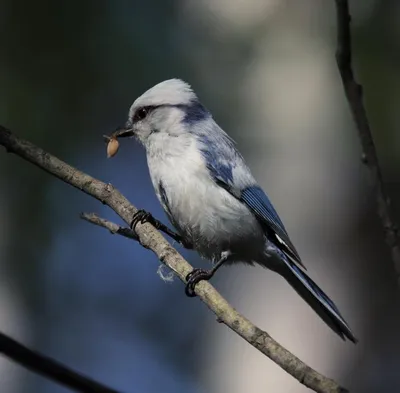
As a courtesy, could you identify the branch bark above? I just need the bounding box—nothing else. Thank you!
[0,126,349,392]
[80,212,138,240]
[0,331,119,393]
[334,0,400,283]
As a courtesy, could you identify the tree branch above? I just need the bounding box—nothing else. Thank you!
[0,126,349,393]
[80,212,138,241]
[0,331,119,393]
[84,213,358,391]
[0,129,349,392]
[334,0,400,283]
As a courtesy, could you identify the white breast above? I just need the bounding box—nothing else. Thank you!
[146,135,265,262]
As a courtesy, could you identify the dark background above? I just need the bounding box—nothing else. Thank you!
[0,1,399,392]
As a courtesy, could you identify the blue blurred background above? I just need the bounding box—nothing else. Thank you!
[0,1,400,392]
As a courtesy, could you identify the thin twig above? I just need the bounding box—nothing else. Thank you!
[335,0,400,283]
[0,331,120,393]
[80,212,138,240]
[0,126,349,393]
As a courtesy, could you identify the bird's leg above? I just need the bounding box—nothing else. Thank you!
[131,210,191,248]
[185,251,231,297]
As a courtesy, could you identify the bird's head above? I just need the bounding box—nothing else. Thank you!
[116,79,210,146]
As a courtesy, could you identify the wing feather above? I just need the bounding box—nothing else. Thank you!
[240,186,305,269]
[193,121,305,269]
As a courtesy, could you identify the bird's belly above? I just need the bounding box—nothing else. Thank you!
[147,146,265,263]
[168,180,265,262]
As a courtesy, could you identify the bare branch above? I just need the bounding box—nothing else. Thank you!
[334,0,400,282]
[0,126,349,393]
[80,212,138,240]
[0,331,119,393]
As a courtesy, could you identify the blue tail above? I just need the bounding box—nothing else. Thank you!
[282,258,357,343]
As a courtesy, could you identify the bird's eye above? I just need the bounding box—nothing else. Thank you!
[134,107,149,122]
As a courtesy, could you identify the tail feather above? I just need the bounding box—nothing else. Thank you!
[283,260,357,343]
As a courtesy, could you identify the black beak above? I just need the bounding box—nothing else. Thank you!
[114,126,134,138]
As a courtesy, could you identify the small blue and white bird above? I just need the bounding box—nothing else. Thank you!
[116,79,357,343]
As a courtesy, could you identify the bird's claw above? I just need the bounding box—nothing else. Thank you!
[130,209,155,232]
[185,268,213,297]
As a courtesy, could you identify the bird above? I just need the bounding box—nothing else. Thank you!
[115,78,357,343]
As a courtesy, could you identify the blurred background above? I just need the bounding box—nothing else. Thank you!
[0,0,399,392]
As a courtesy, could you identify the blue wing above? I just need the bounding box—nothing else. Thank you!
[202,144,304,268]
[192,118,304,269]
[240,185,305,269]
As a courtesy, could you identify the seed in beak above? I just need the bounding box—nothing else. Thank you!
[106,137,120,158]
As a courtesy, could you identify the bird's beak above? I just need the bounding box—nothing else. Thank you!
[114,126,134,138]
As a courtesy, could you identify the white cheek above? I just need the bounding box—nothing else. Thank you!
[134,123,153,143]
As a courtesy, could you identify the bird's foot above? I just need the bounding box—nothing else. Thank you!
[185,268,214,297]
[131,210,191,248]
[130,209,157,231]
[185,252,231,297]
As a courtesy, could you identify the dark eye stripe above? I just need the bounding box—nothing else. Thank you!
[132,101,208,124]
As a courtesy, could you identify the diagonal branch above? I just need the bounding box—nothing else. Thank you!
[0,331,119,393]
[334,0,400,283]
[0,125,348,393]
[84,212,356,391]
